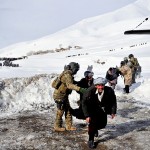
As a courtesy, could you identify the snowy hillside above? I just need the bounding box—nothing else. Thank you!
[0,0,150,149]
[0,0,150,112]
[0,0,150,57]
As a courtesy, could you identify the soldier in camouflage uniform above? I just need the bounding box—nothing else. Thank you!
[124,57,135,69]
[119,61,132,93]
[53,62,86,131]
[128,54,140,84]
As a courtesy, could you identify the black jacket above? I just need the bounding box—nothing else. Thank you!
[82,85,117,118]
[74,77,94,100]
[105,68,120,81]
[74,78,94,88]
[71,78,94,119]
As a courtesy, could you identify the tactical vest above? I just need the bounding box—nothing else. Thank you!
[53,70,73,100]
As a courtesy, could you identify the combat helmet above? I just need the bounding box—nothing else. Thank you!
[68,62,80,74]
[124,57,128,63]
[128,54,134,59]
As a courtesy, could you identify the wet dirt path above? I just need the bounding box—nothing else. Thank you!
[0,95,150,150]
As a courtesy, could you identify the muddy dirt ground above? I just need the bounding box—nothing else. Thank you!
[0,95,150,150]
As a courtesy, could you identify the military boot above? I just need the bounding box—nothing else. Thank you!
[54,110,65,131]
[65,112,76,131]
[66,125,76,131]
[54,126,65,132]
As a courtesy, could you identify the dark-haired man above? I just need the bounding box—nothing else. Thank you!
[105,67,120,89]
[71,70,94,119]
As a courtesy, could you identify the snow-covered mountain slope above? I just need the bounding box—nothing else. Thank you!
[0,1,150,149]
[0,0,150,57]
[0,0,150,114]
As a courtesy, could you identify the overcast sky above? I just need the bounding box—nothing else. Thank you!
[0,0,137,48]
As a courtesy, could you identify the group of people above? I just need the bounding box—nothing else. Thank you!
[52,62,117,149]
[120,54,141,93]
[51,54,141,149]
[106,54,141,93]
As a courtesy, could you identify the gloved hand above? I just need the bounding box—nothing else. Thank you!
[79,88,87,94]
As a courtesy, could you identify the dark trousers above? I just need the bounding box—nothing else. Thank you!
[88,110,107,141]
[71,106,85,120]
[124,85,129,93]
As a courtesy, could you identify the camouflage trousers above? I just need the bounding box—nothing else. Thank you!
[54,99,72,129]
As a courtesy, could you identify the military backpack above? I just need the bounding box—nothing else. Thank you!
[51,72,64,89]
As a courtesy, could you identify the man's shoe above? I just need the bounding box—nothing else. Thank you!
[54,127,65,132]
[88,140,95,149]
[66,126,76,131]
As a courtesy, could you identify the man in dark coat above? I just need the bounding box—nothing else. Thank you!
[71,70,94,119]
[82,77,117,149]
[105,67,120,89]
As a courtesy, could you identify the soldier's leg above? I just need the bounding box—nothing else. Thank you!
[138,72,141,78]
[54,103,65,131]
[132,70,136,83]
[65,100,76,130]
[139,66,142,78]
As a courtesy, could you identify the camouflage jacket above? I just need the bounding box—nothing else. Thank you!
[53,70,80,100]
[129,57,139,69]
